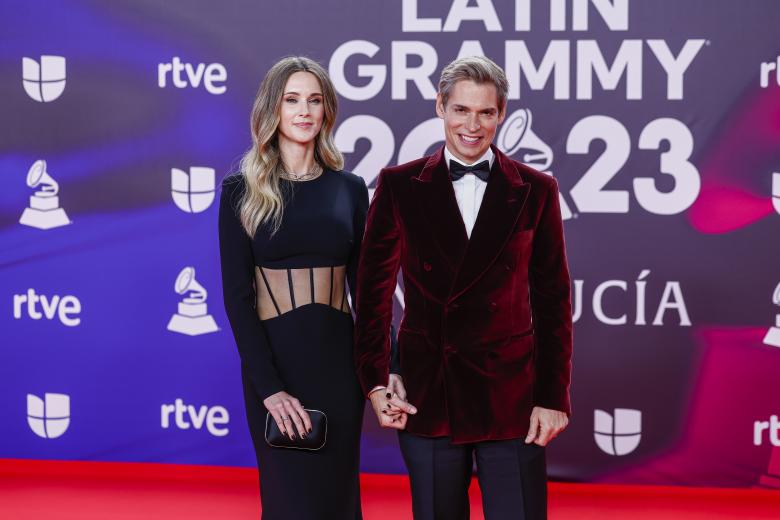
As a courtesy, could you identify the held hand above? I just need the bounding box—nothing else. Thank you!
[263,391,312,440]
[525,406,569,446]
[387,373,407,401]
[369,388,417,430]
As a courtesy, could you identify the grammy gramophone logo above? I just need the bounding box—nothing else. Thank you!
[496,108,573,220]
[167,267,219,336]
[19,160,71,230]
[764,281,780,348]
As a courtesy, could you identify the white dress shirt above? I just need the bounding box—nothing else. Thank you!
[444,146,495,238]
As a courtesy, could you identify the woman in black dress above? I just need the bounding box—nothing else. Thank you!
[218,56,368,519]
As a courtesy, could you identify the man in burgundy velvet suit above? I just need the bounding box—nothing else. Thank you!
[354,56,573,519]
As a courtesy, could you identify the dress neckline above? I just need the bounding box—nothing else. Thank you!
[281,168,330,184]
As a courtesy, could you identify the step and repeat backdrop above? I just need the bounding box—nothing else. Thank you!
[2,0,779,487]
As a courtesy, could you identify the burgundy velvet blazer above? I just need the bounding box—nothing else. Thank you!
[354,145,573,443]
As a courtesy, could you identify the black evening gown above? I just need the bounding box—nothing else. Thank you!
[219,169,369,520]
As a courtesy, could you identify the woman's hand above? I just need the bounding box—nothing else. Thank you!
[263,391,312,440]
[369,374,416,430]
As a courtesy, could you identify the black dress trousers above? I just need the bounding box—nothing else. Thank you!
[398,432,547,520]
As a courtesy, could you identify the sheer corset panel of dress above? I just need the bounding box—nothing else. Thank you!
[255,265,351,321]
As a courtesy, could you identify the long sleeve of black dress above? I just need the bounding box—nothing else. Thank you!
[346,179,369,307]
[218,176,284,401]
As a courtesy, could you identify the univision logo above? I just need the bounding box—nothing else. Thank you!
[27,393,70,439]
[594,408,641,456]
[171,167,216,213]
[23,56,66,102]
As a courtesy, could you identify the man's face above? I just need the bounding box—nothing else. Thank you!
[436,80,505,164]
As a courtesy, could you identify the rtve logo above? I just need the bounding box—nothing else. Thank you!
[760,55,780,88]
[157,57,227,95]
[754,415,780,446]
[13,289,82,326]
[27,393,70,439]
[161,398,229,437]
[594,408,642,456]
[23,55,66,102]
[171,167,216,213]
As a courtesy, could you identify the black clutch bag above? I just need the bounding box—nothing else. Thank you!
[265,409,327,450]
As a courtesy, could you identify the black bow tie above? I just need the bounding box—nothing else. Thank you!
[449,160,490,182]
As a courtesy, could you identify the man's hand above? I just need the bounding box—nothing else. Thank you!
[525,406,568,446]
[369,384,417,430]
[387,373,406,401]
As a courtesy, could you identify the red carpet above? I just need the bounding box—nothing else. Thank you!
[1,459,778,519]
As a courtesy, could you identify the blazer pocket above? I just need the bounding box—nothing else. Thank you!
[487,330,534,364]
[511,228,534,242]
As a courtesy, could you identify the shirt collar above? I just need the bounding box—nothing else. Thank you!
[444,146,495,171]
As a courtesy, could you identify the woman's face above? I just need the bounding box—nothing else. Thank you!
[277,71,325,147]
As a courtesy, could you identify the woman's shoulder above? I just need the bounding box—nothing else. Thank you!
[220,172,246,204]
[330,169,367,193]
[222,172,244,187]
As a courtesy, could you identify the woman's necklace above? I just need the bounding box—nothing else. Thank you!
[280,163,323,182]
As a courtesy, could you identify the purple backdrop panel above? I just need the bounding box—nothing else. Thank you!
[1,0,779,487]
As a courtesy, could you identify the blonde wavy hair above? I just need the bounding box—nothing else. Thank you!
[238,56,343,237]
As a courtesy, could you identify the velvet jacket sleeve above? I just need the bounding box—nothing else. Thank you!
[389,324,401,375]
[218,176,284,401]
[529,178,573,415]
[345,176,401,376]
[354,170,403,395]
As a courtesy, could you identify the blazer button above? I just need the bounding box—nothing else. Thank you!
[505,262,514,271]
[489,302,498,312]
[423,262,432,272]
[443,344,455,355]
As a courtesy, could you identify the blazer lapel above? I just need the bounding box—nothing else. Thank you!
[450,146,530,300]
[411,148,469,270]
